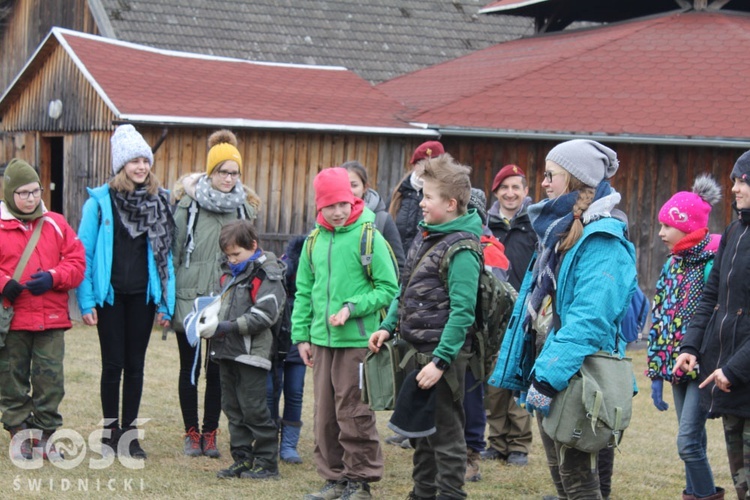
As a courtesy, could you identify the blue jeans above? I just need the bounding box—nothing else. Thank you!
[463,368,486,453]
[266,361,306,423]
[673,380,716,498]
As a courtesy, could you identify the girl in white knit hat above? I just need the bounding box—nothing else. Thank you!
[76,124,175,460]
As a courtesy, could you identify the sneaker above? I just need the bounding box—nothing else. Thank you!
[39,432,64,462]
[304,479,347,500]
[201,429,221,458]
[239,464,280,480]
[465,448,481,482]
[8,424,33,461]
[384,433,408,446]
[479,447,506,461]
[340,480,371,500]
[128,439,147,460]
[183,427,202,457]
[507,451,528,466]
[217,459,252,479]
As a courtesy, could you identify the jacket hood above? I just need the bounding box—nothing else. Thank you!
[172,172,262,211]
[363,188,386,213]
[419,209,483,237]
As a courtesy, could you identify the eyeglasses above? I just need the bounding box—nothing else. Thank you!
[215,170,240,179]
[14,188,44,200]
[543,171,565,183]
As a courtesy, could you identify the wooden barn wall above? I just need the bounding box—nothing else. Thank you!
[1,44,116,133]
[73,127,423,255]
[0,0,97,93]
[442,136,744,296]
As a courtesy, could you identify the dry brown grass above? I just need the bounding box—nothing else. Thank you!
[0,327,733,499]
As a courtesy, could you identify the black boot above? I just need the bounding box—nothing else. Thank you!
[101,426,121,457]
[121,426,147,459]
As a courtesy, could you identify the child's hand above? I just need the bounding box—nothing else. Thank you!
[329,306,350,326]
[297,342,313,367]
[673,352,697,374]
[416,362,444,390]
[156,312,171,328]
[368,330,391,353]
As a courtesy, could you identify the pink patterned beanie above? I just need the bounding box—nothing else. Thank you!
[658,174,721,234]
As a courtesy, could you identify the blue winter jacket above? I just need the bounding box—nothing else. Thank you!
[76,184,175,318]
[489,217,637,393]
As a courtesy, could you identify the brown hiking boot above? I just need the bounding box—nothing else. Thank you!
[465,448,481,482]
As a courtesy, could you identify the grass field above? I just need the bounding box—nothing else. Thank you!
[0,326,734,499]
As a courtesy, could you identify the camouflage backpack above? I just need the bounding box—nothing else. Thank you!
[439,238,516,384]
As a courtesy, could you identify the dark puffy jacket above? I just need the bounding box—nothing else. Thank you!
[682,212,750,418]
[392,175,423,254]
[486,198,537,291]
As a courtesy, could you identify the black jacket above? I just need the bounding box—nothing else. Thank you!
[486,198,537,291]
[393,175,423,254]
[682,209,750,418]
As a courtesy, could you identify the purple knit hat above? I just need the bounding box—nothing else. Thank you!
[658,174,721,234]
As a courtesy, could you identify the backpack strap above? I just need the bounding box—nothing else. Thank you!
[305,228,321,275]
[361,222,375,281]
[438,238,484,286]
[184,198,200,269]
[307,222,399,285]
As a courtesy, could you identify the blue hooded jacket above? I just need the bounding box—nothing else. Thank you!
[76,184,175,318]
[489,217,637,393]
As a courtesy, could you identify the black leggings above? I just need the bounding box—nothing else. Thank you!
[96,293,155,429]
[175,330,221,433]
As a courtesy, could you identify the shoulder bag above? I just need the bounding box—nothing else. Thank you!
[0,219,45,347]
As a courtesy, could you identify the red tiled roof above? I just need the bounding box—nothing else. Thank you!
[378,11,750,141]
[53,29,421,134]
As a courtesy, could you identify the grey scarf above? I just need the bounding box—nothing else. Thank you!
[193,175,247,214]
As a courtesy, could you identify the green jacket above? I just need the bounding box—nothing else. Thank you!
[380,210,483,364]
[171,173,258,332]
[291,207,399,348]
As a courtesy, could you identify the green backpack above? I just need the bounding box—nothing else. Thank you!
[438,238,516,385]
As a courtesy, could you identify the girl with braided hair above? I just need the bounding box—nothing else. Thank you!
[491,140,638,499]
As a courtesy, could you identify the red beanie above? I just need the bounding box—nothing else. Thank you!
[314,167,355,210]
[492,164,526,192]
[410,141,445,165]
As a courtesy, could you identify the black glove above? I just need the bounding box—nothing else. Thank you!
[213,321,234,340]
[26,272,53,296]
[2,279,25,303]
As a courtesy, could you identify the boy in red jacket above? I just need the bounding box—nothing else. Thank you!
[0,158,85,462]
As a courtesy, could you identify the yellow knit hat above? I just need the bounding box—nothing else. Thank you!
[206,130,242,176]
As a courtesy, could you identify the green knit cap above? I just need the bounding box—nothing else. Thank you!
[3,158,42,220]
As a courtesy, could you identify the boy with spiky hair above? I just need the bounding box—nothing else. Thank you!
[370,154,482,500]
